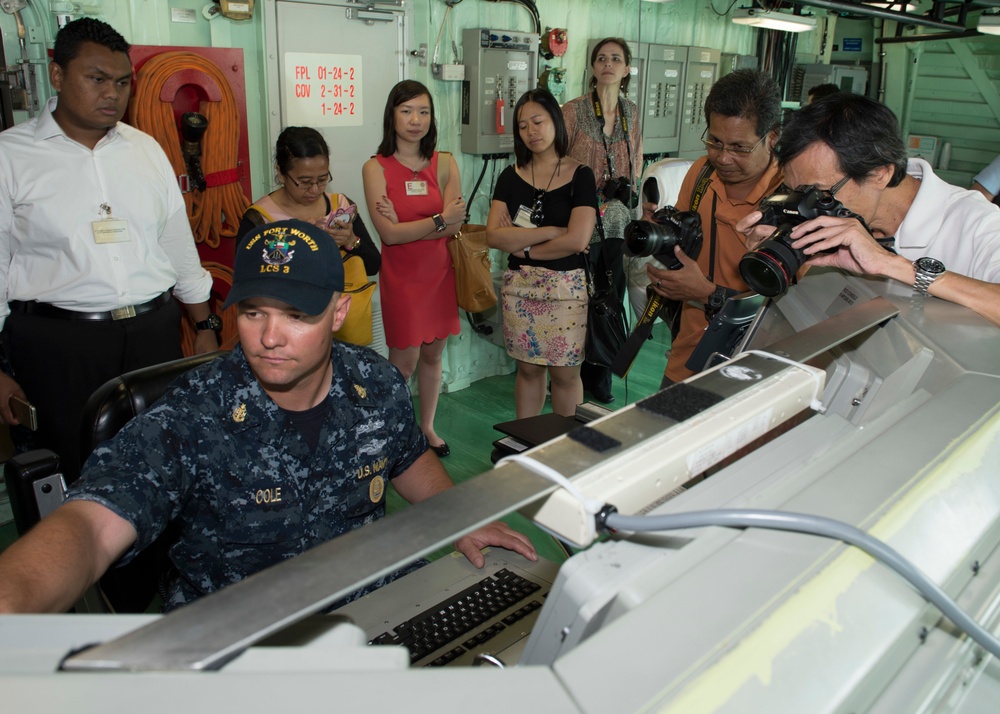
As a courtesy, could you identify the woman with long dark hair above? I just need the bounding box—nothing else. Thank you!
[362,81,465,456]
[562,37,643,404]
[487,89,597,418]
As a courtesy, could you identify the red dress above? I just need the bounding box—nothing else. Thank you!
[376,152,460,349]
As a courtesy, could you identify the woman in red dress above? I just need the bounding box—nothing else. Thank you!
[362,81,465,457]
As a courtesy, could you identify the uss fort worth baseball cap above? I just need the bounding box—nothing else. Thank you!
[223,219,344,315]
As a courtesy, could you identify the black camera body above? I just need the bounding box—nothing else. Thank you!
[623,206,703,269]
[603,176,639,209]
[739,185,854,297]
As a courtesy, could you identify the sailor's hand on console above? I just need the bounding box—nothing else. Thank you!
[646,247,714,302]
[735,210,776,251]
[454,521,538,569]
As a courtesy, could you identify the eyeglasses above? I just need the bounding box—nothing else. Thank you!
[530,189,544,226]
[286,172,332,190]
[700,128,768,156]
[829,175,851,196]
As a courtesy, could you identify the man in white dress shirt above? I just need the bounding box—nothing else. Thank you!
[738,93,1000,327]
[0,18,218,479]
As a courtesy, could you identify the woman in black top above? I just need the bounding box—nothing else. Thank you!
[486,89,598,418]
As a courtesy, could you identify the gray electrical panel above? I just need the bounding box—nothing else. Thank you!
[637,43,687,155]
[460,28,539,155]
[720,52,759,76]
[797,63,869,104]
[677,46,720,159]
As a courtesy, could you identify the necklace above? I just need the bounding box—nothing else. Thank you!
[531,156,562,194]
[395,154,426,179]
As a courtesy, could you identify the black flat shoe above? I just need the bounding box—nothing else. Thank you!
[430,442,450,458]
[588,386,616,404]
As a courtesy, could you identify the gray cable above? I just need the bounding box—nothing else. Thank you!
[604,508,1000,659]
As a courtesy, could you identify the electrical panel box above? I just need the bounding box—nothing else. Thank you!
[461,28,539,155]
[677,46,720,159]
[720,53,759,76]
[797,63,869,104]
[637,43,687,155]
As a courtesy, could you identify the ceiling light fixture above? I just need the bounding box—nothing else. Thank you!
[863,2,919,12]
[979,12,1000,36]
[731,7,817,32]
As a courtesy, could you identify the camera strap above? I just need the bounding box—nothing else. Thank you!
[687,161,718,281]
[591,91,634,191]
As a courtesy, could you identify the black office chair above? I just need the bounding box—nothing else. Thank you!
[3,350,222,613]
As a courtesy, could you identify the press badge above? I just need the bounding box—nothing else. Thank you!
[405,180,428,196]
[513,205,537,228]
[92,218,130,244]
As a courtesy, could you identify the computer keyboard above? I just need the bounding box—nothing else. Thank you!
[369,567,545,666]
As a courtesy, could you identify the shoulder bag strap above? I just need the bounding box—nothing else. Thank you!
[246,204,274,225]
[437,151,451,192]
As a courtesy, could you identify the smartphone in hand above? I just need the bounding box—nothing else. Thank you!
[9,395,38,431]
[326,204,356,228]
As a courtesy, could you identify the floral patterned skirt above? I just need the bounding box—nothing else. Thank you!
[501,266,587,367]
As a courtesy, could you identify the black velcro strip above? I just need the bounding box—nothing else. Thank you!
[637,383,725,423]
[567,425,622,453]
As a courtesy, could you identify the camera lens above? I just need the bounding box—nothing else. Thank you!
[739,233,805,297]
[623,219,681,258]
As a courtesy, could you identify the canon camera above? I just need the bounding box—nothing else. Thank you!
[623,206,703,269]
[738,185,856,297]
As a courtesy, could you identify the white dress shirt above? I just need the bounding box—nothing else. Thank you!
[0,97,212,328]
[897,158,1000,283]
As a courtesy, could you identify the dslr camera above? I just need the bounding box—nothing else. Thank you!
[739,185,856,298]
[603,176,639,209]
[623,206,703,268]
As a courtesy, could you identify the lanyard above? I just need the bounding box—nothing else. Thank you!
[591,91,633,189]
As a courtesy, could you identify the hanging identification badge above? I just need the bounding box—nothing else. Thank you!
[405,180,429,196]
[92,203,130,244]
[513,205,537,228]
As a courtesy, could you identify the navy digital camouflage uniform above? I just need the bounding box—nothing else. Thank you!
[66,341,429,611]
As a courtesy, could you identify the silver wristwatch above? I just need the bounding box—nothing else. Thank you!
[913,257,945,295]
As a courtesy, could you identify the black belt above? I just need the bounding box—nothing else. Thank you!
[10,291,173,321]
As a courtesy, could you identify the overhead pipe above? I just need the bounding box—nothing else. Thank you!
[786,0,966,31]
[876,29,983,43]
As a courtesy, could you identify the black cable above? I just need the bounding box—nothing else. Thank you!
[467,155,494,222]
[710,0,742,17]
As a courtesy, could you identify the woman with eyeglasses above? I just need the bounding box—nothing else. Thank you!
[487,88,598,419]
[561,37,643,405]
[237,126,380,275]
[361,80,465,457]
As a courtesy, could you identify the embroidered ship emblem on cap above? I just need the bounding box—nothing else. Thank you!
[232,403,247,422]
[263,238,296,266]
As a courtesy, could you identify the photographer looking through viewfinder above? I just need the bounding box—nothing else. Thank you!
[645,69,783,389]
[736,93,1000,327]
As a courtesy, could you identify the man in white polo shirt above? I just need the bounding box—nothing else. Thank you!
[739,93,1000,326]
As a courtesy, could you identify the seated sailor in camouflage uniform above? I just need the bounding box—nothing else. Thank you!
[0,219,536,613]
